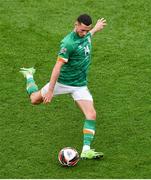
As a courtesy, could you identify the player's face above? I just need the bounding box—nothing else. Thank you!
[75,22,92,37]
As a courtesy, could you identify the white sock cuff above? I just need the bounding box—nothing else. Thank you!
[82,145,90,152]
[26,74,33,79]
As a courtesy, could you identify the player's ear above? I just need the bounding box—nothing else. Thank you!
[75,21,78,27]
[75,21,80,27]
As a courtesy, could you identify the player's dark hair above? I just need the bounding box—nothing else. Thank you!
[77,14,92,26]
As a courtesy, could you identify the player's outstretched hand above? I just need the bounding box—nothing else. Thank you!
[43,91,53,104]
[94,18,107,31]
[90,18,107,35]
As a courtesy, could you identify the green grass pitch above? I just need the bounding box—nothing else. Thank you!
[0,0,151,178]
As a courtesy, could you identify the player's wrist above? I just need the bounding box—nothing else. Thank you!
[48,87,54,93]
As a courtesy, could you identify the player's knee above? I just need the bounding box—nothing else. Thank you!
[30,98,39,105]
[30,93,42,105]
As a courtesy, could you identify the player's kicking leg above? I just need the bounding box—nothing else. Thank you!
[19,67,43,104]
[76,100,104,160]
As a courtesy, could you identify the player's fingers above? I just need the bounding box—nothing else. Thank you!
[102,20,106,23]
[44,97,52,104]
[100,18,106,22]
[100,18,105,21]
[43,98,46,104]
[43,100,49,104]
[43,97,49,104]
[103,22,107,26]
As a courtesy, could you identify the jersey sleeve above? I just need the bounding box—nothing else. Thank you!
[58,41,73,63]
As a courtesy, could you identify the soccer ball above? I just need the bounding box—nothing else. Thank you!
[58,147,79,166]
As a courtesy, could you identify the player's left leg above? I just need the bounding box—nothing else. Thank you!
[76,100,103,159]
[72,87,103,159]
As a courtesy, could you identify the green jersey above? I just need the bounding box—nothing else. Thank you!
[57,31,92,86]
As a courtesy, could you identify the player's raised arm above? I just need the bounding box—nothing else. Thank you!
[90,18,107,36]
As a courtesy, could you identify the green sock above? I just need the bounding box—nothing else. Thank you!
[83,119,96,146]
[26,77,38,95]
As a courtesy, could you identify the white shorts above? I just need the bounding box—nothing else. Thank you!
[41,82,93,101]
